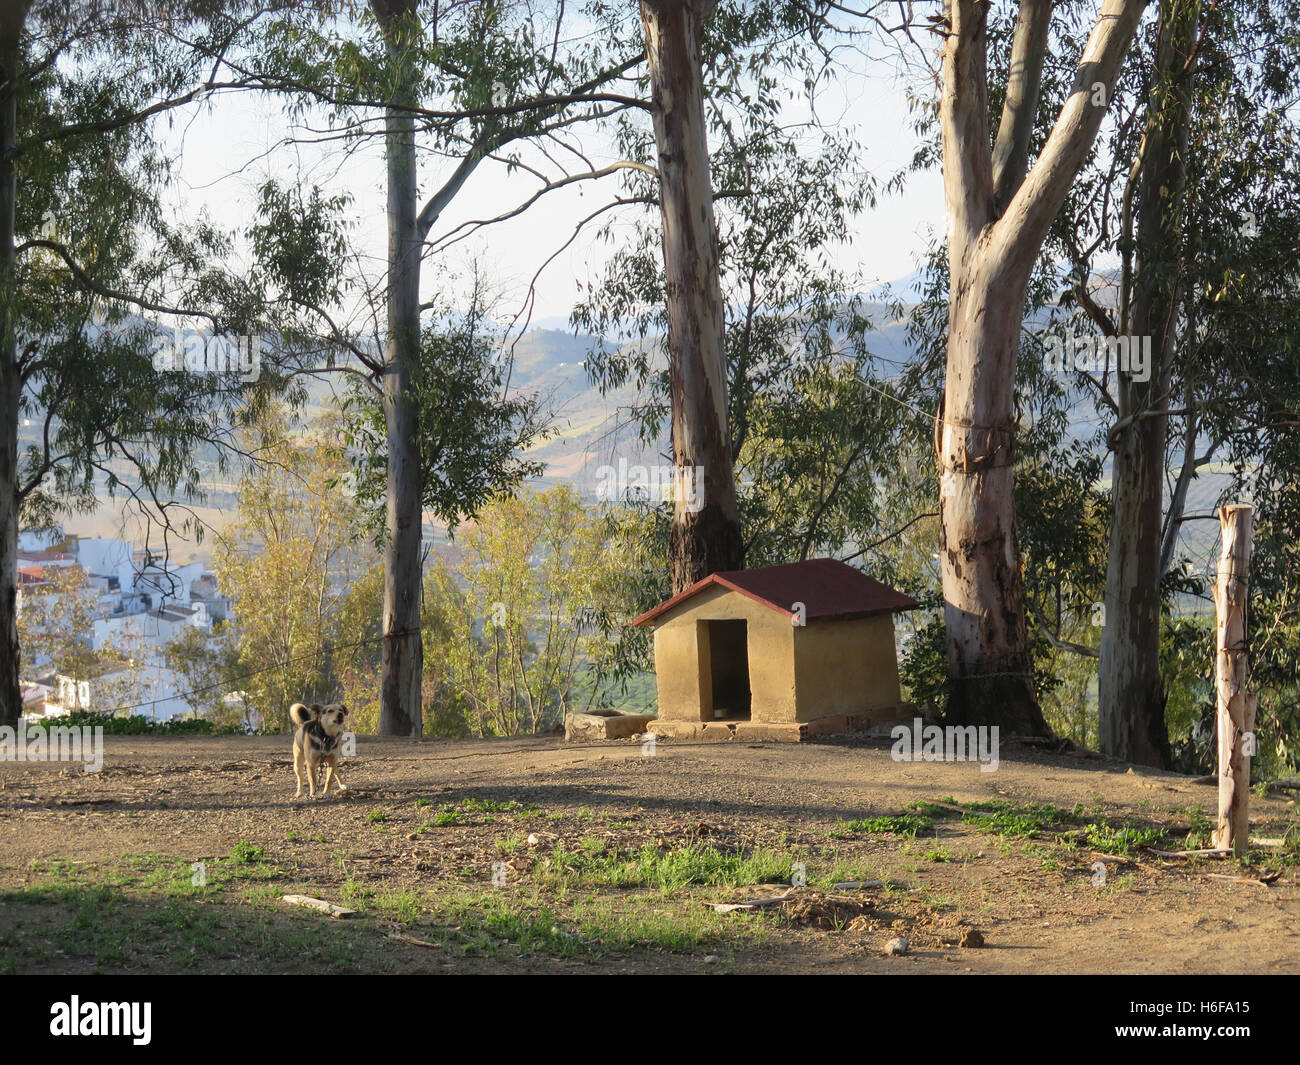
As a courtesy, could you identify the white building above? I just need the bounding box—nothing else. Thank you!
[16,529,235,722]
[18,526,64,553]
[44,662,192,722]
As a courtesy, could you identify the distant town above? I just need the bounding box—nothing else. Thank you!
[16,525,233,724]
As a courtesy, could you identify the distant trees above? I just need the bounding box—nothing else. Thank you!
[427,484,619,735]
[213,408,364,731]
[0,1,263,730]
[243,0,650,735]
[329,484,624,736]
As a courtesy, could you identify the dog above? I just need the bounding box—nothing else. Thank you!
[290,702,350,799]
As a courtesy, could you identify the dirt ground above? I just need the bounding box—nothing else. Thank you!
[0,731,1297,974]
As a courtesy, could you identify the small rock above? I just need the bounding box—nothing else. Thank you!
[406,832,419,841]
[703,954,720,964]
[527,833,540,846]
[884,936,909,956]
[959,929,985,948]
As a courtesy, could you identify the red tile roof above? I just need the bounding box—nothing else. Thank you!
[631,558,919,627]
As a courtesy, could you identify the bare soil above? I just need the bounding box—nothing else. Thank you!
[1,732,1297,974]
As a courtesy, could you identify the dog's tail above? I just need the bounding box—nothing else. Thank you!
[289,702,322,727]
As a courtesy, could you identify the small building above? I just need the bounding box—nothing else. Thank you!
[632,558,918,740]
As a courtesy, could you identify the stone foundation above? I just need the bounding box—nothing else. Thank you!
[647,703,914,743]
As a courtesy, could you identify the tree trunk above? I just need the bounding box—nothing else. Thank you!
[937,0,1147,734]
[939,261,1048,733]
[375,0,424,737]
[0,5,29,732]
[1099,402,1171,763]
[1213,504,1253,855]
[639,0,742,593]
[1099,1,1198,768]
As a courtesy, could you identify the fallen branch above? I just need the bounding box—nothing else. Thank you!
[709,890,794,913]
[281,894,357,918]
[387,931,440,948]
[1202,872,1282,887]
[1147,847,1233,858]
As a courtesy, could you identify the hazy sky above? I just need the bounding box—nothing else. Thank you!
[161,42,946,328]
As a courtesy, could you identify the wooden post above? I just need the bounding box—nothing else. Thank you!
[1213,504,1254,856]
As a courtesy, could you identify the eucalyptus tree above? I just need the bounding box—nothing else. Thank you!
[238,0,652,734]
[0,0,269,730]
[636,0,741,591]
[575,3,898,560]
[931,0,1148,734]
[1047,0,1300,765]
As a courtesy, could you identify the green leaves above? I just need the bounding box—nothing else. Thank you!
[250,180,354,314]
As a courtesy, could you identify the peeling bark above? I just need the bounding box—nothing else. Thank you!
[639,0,742,592]
[938,0,1148,733]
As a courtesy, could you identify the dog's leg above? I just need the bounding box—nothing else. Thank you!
[293,748,306,799]
[323,759,348,795]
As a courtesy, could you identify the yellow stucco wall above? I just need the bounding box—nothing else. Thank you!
[649,586,903,723]
[792,613,902,719]
[651,585,796,722]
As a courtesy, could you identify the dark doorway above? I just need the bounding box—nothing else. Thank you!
[705,619,751,720]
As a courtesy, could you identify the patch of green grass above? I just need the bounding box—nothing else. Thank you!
[0,852,775,970]
[1176,804,1213,850]
[833,814,933,838]
[456,797,536,814]
[496,832,525,856]
[229,841,266,864]
[922,845,954,863]
[434,811,462,827]
[960,802,1077,839]
[365,810,388,825]
[536,842,792,895]
[430,889,758,959]
[906,797,958,818]
[1071,821,1166,856]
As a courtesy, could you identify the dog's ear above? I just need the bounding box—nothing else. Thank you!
[338,705,349,717]
[311,703,323,713]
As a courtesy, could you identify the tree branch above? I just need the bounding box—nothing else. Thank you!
[991,0,1150,277]
[991,0,1053,214]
